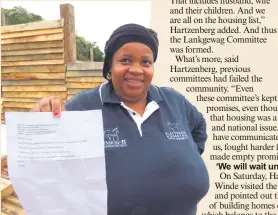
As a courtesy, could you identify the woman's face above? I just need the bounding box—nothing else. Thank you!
[110,42,154,103]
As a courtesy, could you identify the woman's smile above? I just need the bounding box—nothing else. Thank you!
[124,78,144,88]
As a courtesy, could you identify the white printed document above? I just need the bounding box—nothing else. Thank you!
[5,111,107,215]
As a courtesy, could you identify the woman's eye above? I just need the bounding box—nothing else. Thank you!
[142,60,152,65]
[121,59,130,63]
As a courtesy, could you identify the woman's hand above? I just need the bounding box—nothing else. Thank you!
[29,96,66,117]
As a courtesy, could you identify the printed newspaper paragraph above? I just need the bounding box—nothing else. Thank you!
[151,0,278,214]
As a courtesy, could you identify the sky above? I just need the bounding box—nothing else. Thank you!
[1,1,152,52]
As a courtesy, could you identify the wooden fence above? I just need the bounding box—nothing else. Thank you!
[1,4,78,124]
[0,4,105,214]
[1,19,67,123]
[66,62,105,100]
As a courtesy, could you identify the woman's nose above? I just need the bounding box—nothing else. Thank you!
[128,64,143,75]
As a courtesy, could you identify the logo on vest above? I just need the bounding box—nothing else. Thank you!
[164,121,188,140]
[104,128,127,148]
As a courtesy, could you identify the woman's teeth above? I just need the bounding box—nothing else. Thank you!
[125,79,142,83]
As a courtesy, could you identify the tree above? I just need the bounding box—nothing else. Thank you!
[4,6,43,25]
[3,6,104,62]
[76,35,104,62]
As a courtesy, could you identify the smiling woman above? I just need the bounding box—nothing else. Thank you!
[30,23,209,215]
